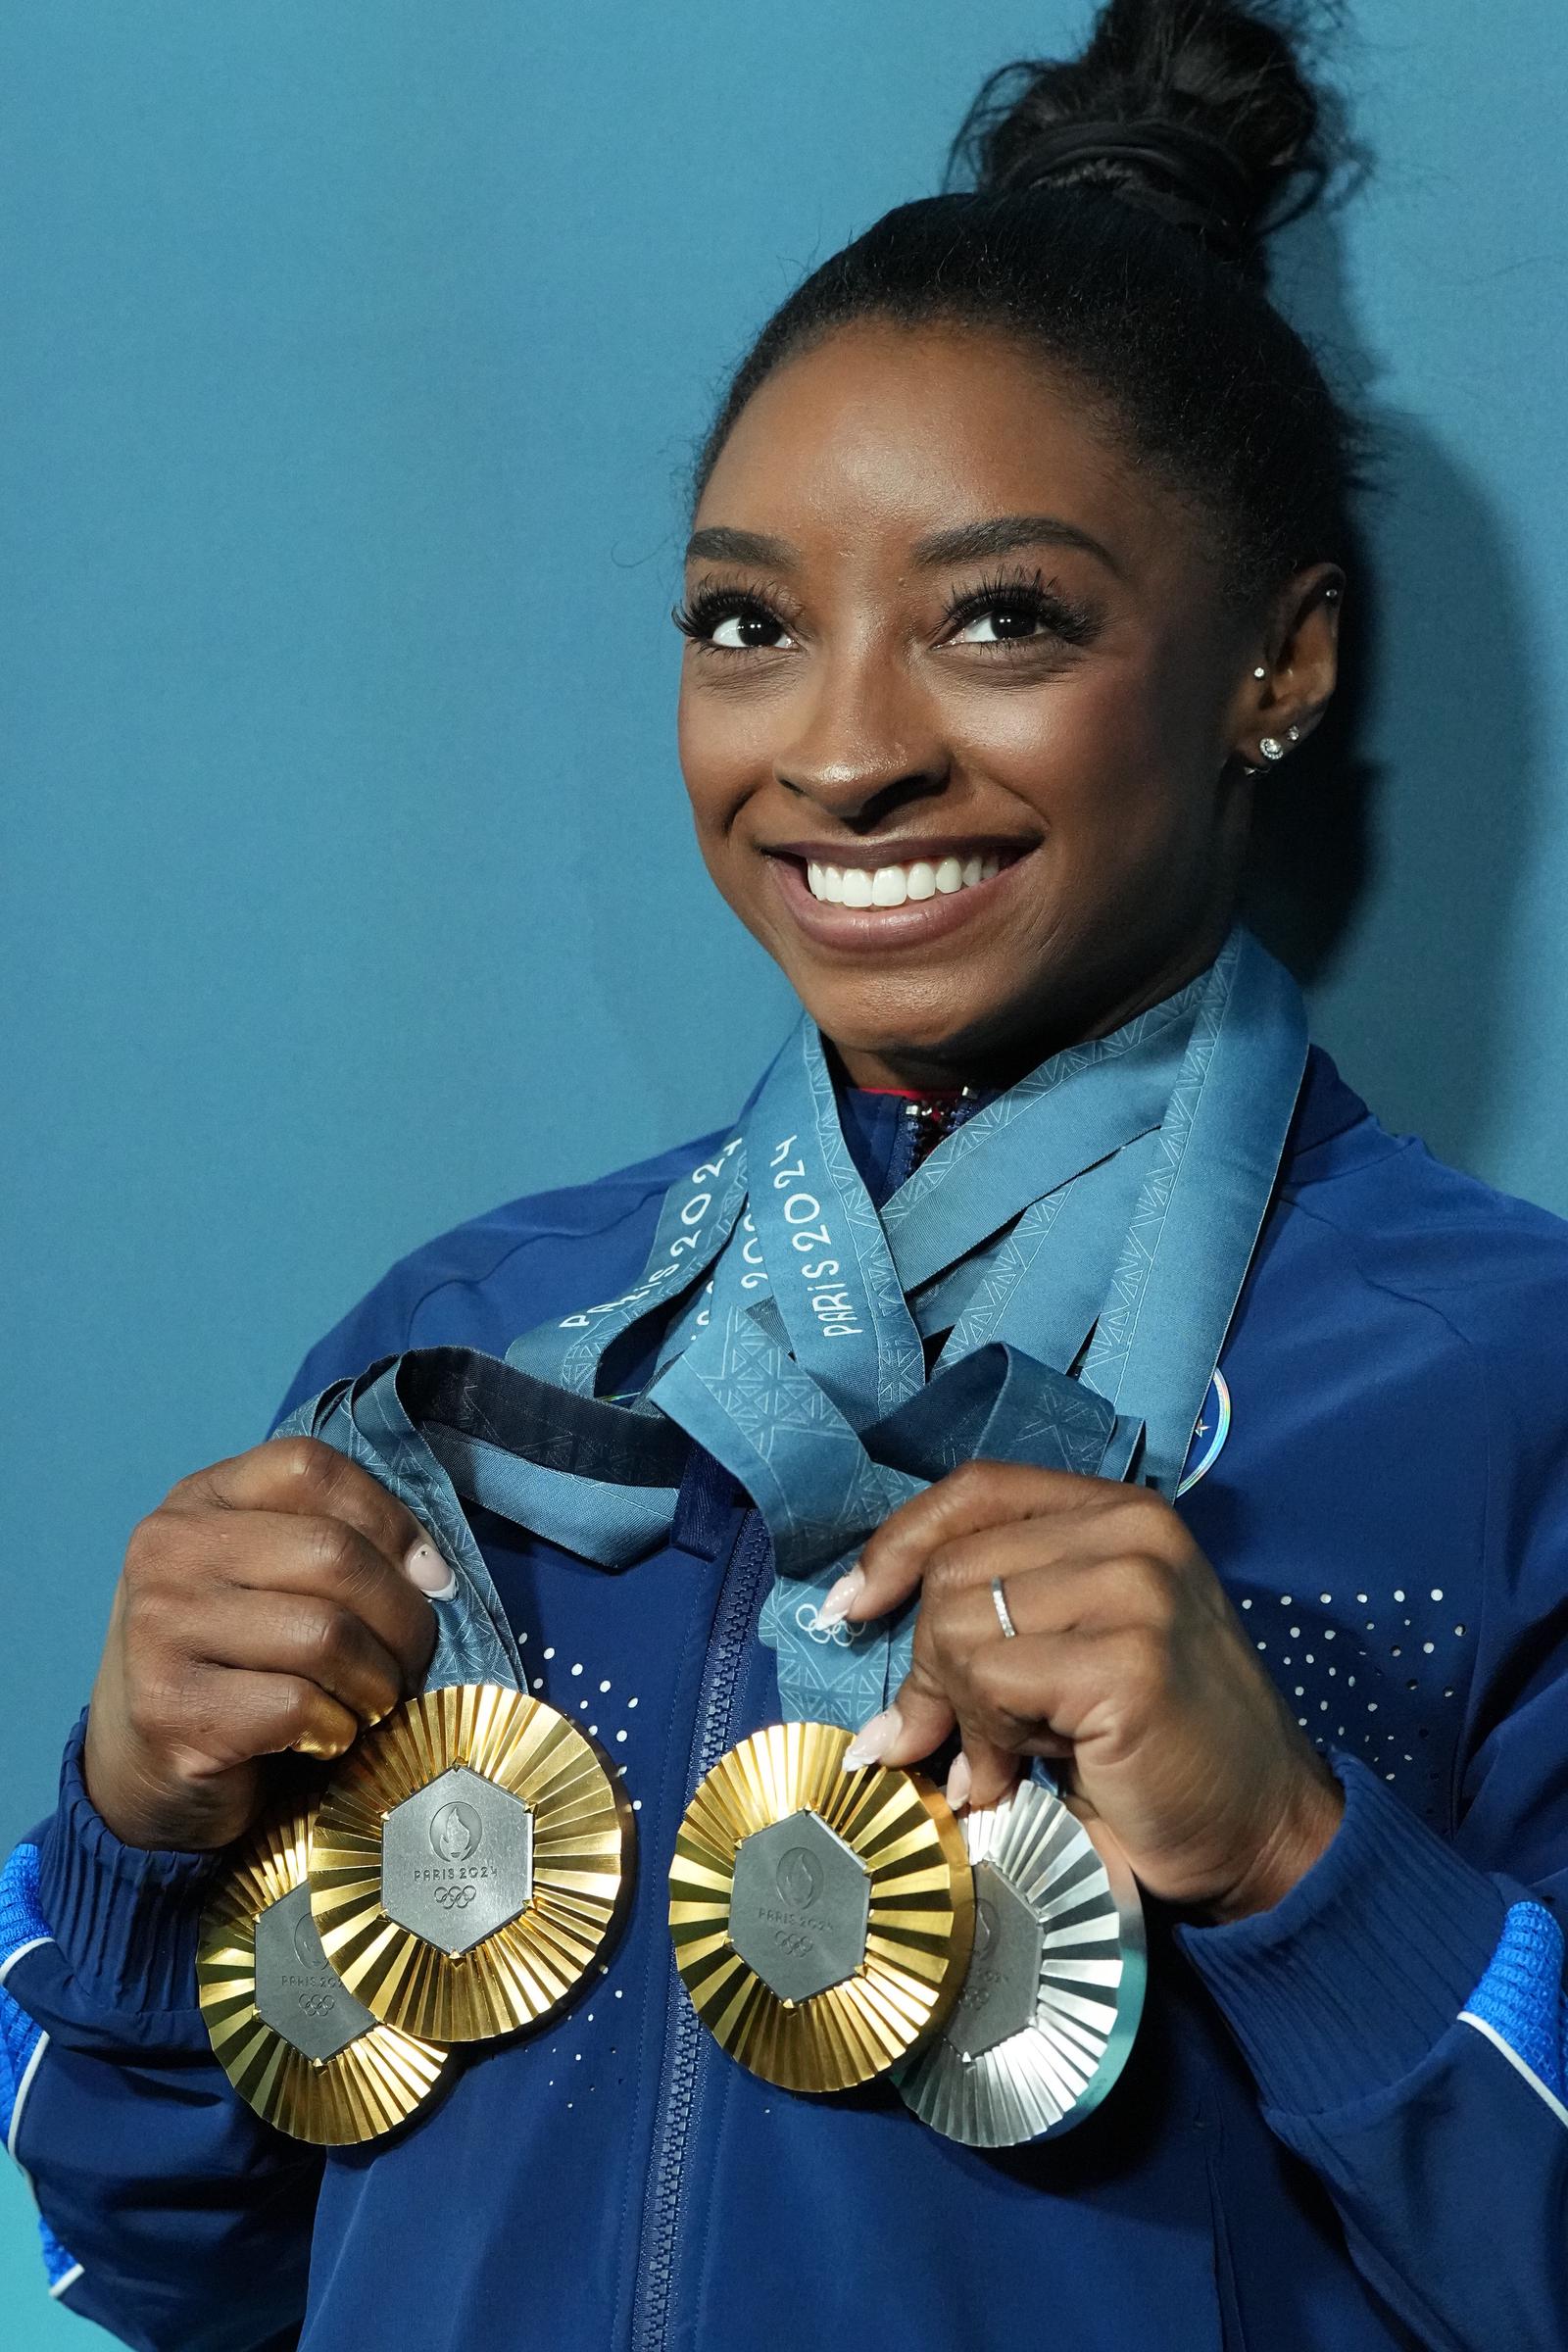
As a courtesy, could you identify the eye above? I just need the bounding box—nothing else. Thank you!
[951,603,1049,646]
[942,566,1101,654]
[672,580,798,654]
[710,606,795,652]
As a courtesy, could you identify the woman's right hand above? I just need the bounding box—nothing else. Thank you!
[83,1437,447,1852]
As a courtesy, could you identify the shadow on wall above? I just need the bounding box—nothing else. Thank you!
[1243,170,1542,1176]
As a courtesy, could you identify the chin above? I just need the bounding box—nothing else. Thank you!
[803,988,1033,1083]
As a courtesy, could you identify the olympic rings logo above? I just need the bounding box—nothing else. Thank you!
[432,1883,478,1912]
[796,1599,852,1648]
[295,1991,338,2020]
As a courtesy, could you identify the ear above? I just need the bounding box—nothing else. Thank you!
[1232,564,1345,771]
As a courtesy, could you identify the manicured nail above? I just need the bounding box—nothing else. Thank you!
[816,1566,864,1629]
[842,1705,902,1771]
[946,1751,972,1810]
[292,1729,349,1762]
[405,1541,458,1599]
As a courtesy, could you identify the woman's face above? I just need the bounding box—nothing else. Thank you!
[676,318,1338,1088]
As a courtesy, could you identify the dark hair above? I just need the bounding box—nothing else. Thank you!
[688,0,1363,611]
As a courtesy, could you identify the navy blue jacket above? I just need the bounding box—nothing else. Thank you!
[5,1049,1568,2351]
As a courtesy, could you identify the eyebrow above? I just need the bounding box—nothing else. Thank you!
[683,513,1123,578]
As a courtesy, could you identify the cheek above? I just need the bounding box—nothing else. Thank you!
[676,679,770,834]
[969,671,1181,859]
[676,690,765,927]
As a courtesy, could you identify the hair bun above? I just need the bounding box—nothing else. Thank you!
[949,0,1334,274]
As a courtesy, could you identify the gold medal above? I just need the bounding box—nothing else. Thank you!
[668,1720,974,2094]
[197,1801,450,2145]
[309,1684,633,2044]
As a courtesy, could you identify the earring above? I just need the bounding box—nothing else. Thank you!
[1287,724,1301,743]
[1258,737,1286,761]
[1251,664,1268,680]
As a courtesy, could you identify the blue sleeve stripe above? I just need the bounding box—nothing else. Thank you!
[41,2217,83,2298]
[1458,1897,1568,2128]
[1,1843,48,2153]
[1,1840,86,2295]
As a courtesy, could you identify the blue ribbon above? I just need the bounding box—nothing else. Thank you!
[279,926,1306,1733]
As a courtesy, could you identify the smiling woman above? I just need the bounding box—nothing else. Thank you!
[674,318,1341,1086]
[5,4,1568,2352]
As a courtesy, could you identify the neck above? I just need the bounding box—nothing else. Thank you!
[827,927,1233,1095]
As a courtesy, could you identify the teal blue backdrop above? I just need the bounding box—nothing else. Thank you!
[4,3,1565,2337]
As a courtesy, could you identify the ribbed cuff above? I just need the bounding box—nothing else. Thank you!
[36,1712,227,2015]
[1177,1752,1508,2118]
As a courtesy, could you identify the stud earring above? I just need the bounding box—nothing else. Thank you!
[1258,737,1286,761]
[1252,664,1268,679]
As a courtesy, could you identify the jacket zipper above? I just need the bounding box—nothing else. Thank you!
[629,1102,926,2347]
[629,1506,773,2352]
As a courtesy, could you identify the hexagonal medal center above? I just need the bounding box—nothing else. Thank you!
[728,1809,869,2003]
[381,1764,534,1957]
[253,1883,375,2064]
[944,1859,1044,2062]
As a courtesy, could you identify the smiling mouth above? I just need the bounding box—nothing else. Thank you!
[761,839,1038,950]
[804,850,1005,906]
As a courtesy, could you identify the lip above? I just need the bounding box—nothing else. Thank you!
[762,843,1038,953]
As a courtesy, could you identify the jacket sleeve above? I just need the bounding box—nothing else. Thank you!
[1179,1299,1568,2352]
[0,1274,423,2351]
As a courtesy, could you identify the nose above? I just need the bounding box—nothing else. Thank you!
[773,647,951,827]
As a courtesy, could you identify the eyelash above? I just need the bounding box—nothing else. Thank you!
[670,564,1100,658]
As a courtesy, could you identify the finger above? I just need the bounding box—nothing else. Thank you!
[951,1729,1025,1812]
[166,1664,363,1774]
[841,1536,1134,1785]
[211,1511,439,1690]
[826,1460,1127,1625]
[193,1586,407,1729]
[181,1438,445,1593]
[963,1625,1152,1754]
[841,1647,956,1776]
[919,1537,1195,1666]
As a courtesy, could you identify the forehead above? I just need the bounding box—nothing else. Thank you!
[695,318,1195,581]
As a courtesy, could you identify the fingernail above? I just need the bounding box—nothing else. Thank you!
[816,1566,864,1629]
[945,1751,972,1810]
[842,1704,902,1771]
[292,1729,349,1762]
[405,1541,458,1599]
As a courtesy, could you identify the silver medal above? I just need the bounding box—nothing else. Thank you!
[896,1777,1145,2147]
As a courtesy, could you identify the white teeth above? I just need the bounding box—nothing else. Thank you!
[803,852,1010,906]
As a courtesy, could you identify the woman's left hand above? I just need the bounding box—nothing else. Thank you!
[827,1460,1344,1924]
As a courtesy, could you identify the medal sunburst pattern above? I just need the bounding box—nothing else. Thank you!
[309,1685,633,2044]
[668,1721,974,2094]
[198,1805,450,2145]
[895,1779,1145,2147]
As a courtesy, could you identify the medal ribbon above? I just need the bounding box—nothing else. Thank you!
[279,927,1306,1731]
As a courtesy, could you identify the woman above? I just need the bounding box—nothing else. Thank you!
[4,3,1566,2346]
